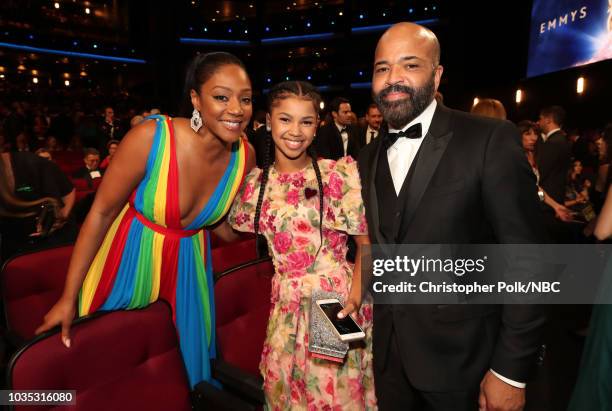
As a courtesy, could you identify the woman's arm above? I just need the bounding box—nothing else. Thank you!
[35,121,157,343]
[59,188,76,220]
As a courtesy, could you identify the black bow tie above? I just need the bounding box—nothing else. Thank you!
[384,123,422,149]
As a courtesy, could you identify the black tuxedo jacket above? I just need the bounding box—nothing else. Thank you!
[357,125,379,149]
[358,104,547,391]
[72,167,103,189]
[536,130,570,205]
[315,123,361,160]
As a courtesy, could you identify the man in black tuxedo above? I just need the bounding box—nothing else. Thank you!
[315,97,361,159]
[72,148,103,189]
[357,23,546,411]
[357,103,383,149]
[535,106,572,241]
[536,106,571,206]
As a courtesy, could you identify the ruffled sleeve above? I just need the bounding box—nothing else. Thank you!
[324,157,368,235]
[227,167,262,233]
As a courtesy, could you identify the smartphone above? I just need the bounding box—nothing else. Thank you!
[316,299,365,342]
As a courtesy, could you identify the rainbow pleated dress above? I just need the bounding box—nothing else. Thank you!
[78,115,248,387]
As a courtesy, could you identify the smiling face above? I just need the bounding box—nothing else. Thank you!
[372,23,443,129]
[190,64,253,143]
[268,96,318,165]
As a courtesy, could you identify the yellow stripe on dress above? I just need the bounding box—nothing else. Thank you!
[153,119,171,226]
[79,204,130,315]
[149,231,164,303]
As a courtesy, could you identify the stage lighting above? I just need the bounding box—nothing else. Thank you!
[473,97,479,106]
[515,89,523,104]
[31,69,38,75]
[54,2,60,9]
[64,80,70,86]
[85,7,90,14]
[577,77,585,94]
[32,77,38,84]
[320,101,325,110]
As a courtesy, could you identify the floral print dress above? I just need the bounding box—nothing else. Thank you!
[228,157,377,411]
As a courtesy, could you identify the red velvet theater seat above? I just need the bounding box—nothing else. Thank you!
[194,258,273,408]
[8,301,191,411]
[211,238,258,275]
[1,245,73,342]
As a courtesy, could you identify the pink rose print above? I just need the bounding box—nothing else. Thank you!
[349,377,365,399]
[326,207,335,222]
[327,173,343,200]
[286,251,315,270]
[241,182,254,202]
[319,277,333,292]
[278,173,290,184]
[287,189,300,206]
[325,377,334,396]
[273,232,292,254]
[294,236,311,248]
[293,219,312,234]
[292,174,306,188]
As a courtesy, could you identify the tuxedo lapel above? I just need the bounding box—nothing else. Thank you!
[366,135,386,245]
[399,105,454,240]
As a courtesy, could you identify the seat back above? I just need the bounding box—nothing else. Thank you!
[211,238,258,274]
[1,245,73,342]
[8,301,191,411]
[214,258,273,376]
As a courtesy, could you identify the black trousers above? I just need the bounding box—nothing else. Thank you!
[374,327,480,411]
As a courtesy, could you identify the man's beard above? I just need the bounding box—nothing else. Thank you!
[373,74,436,130]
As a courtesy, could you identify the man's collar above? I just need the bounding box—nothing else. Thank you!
[542,127,561,142]
[335,121,347,133]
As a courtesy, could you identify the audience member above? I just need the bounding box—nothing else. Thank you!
[315,97,361,159]
[359,103,383,147]
[470,98,507,120]
[100,140,119,170]
[72,148,103,188]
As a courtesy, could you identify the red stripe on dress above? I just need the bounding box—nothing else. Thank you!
[89,206,137,312]
[165,117,181,227]
[159,236,180,325]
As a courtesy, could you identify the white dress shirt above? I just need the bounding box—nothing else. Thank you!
[366,126,379,145]
[335,122,349,156]
[387,99,437,195]
[387,98,526,389]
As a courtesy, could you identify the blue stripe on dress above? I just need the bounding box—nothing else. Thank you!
[100,220,144,310]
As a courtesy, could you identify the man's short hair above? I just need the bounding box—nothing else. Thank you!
[84,147,100,157]
[366,103,379,115]
[330,97,350,114]
[540,106,566,127]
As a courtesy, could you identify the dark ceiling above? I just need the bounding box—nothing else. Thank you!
[0,1,610,128]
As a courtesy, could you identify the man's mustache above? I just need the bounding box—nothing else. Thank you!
[377,84,414,102]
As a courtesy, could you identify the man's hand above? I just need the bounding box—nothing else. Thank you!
[478,370,525,411]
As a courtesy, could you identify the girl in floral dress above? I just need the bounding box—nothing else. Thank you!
[228,81,376,410]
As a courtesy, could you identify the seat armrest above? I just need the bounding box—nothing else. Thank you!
[211,359,265,404]
[192,380,257,411]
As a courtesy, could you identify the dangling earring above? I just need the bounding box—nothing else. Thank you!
[191,108,203,133]
[266,123,271,132]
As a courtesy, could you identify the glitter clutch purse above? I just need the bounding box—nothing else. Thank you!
[308,290,349,363]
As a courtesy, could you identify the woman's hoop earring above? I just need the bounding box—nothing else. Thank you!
[191,109,203,133]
